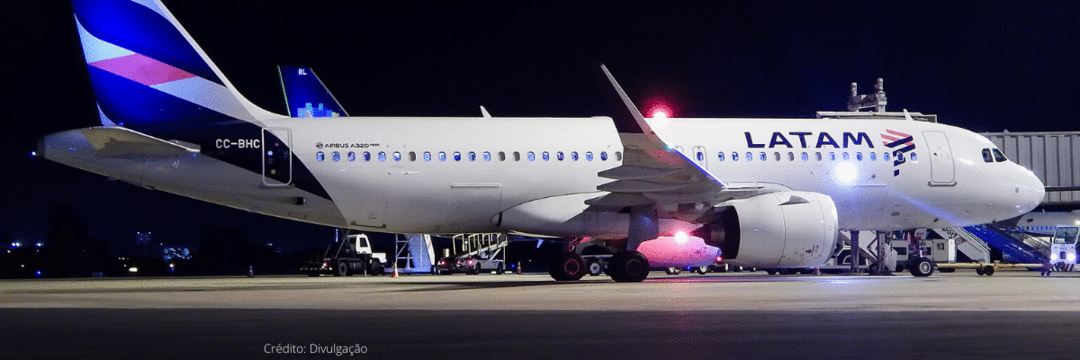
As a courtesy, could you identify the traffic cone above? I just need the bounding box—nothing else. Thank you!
[516,261,522,275]
[392,263,399,278]
[247,265,254,277]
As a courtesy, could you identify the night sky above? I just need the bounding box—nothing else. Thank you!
[1,1,1077,252]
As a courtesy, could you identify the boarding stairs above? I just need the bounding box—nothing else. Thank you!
[394,234,436,274]
[450,233,508,260]
[928,228,993,263]
[961,225,1047,264]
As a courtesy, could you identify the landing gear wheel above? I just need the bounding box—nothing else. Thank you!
[587,260,603,276]
[975,267,985,276]
[335,262,349,277]
[908,257,935,277]
[765,269,777,275]
[609,251,650,282]
[549,252,587,281]
[474,264,483,275]
[695,266,710,275]
[982,265,995,276]
[665,267,681,275]
[496,263,505,275]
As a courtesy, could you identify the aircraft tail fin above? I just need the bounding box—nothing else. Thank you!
[277,66,349,118]
[71,0,281,130]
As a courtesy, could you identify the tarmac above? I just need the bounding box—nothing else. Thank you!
[3,270,1080,359]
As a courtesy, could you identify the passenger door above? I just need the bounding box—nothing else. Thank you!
[923,131,955,186]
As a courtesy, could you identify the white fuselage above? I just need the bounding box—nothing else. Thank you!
[275,116,1044,234]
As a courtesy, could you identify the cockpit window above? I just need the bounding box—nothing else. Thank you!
[981,149,993,163]
[991,148,1007,162]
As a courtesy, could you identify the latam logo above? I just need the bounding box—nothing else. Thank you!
[882,130,915,176]
[744,132,875,149]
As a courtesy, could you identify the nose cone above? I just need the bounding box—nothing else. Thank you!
[1017,167,1045,214]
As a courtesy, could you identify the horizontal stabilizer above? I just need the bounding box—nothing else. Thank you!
[80,126,199,159]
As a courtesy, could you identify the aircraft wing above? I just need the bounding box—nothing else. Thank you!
[585,65,728,212]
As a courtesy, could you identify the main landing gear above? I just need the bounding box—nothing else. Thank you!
[548,250,650,283]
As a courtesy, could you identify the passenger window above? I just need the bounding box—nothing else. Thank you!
[870,152,876,161]
[332,151,340,162]
[363,152,371,161]
[424,152,432,162]
[732,152,739,161]
[788,152,794,161]
[856,152,863,161]
[896,152,904,162]
[760,152,766,161]
[409,152,416,161]
[697,152,704,162]
[883,152,890,161]
[601,151,608,161]
[393,152,401,161]
[528,152,535,161]
[378,152,386,161]
[514,151,521,161]
[348,151,356,162]
[773,152,780,161]
[316,151,324,162]
[439,151,447,161]
[499,152,505,161]
[815,152,822,161]
[842,152,849,161]
[557,151,564,161]
[992,148,1007,162]
[585,152,593,161]
[468,152,476,161]
[801,152,808,161]
[829,152,836,161]
[483,151,491,161]
[615,151,622,161]
[910,153,918,161]
[718,152,725,161]
[572,151,579,161]
[543,152,550,161]
[982,149,993,163]
[453,151,461,161]
[746,152,752,161]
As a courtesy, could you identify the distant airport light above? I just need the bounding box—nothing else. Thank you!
[35,242,43,248]
[30,151,36,158]
[674,231,688,244]
[128,266,139,273]
[835,162,858,184]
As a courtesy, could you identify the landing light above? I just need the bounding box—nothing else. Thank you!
[1069,253,1077,263]
[30,151,36,158]
[651,110,668,119]
[674,231,688,244]
[1051,253,1059,261]
[835,162,858,184]
[1074,220,1080,226]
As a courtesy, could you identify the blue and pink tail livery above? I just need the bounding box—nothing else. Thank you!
[71,0,278,129]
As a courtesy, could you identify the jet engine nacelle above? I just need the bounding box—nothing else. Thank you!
[696,191,838,268]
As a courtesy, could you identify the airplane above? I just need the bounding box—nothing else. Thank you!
[1011,211,1080,236]
[277,66,349,118]
[41,0,1045,282]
